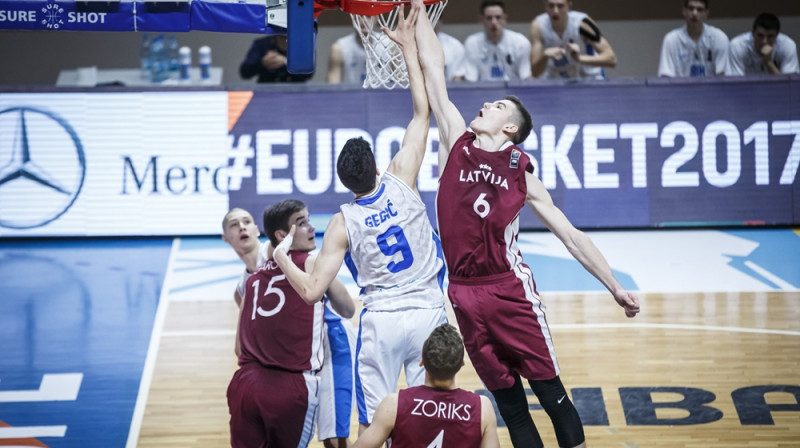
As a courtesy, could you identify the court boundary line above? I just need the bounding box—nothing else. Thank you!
[161,322,800,338]
[126,237,180,448]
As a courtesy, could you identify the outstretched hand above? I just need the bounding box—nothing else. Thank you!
[274,224,296,256]
[614,289,640,318]
[382,2,421,49]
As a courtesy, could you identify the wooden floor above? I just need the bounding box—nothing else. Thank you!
[136,291,800,448]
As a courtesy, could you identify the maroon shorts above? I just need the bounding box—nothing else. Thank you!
[227,362,319,447]
[448,268,559,390]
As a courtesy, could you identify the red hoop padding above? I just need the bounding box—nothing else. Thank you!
[335,0,446,16]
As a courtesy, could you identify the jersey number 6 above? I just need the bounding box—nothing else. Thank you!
[473,192,490,218]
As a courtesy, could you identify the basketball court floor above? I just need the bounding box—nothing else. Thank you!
[1,227,799,447]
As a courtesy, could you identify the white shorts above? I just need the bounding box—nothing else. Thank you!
[355,306,448,424]
[317,304,357,441]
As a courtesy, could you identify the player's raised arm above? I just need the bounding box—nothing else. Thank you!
[413,0,465,168]
[273,213,349,304]
[384,3,428,192]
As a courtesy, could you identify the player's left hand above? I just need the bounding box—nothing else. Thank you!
[614,289,640,318]
[382,0,420,49]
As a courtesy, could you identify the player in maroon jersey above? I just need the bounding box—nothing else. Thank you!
[226,200,353,448]
[412,0,640,446]
[353,324,499,448]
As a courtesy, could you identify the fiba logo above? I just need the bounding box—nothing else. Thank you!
[0,106,86,229]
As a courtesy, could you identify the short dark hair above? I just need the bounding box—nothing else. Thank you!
[337,137,377,195]
[422,324,465,381]
[504,95,533,145]
[263,199,306,247]
[684,0,708,8]
[753,13,780,33]
[480,0,505,14]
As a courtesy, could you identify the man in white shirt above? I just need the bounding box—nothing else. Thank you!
[436,22,468,81]
[728,13,799,76]
[327,31,368,85]
[530,0,617,80]
[658,0,729,77]
[463,0,531,82]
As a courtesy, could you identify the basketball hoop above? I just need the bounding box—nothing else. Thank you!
[338,0,448,89]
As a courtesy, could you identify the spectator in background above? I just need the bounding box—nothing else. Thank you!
[239,35,313,83]
[328,31,368,84]
[728,13,799,76]
[658,0,729,77]
[435,21,468,81]
[463,1,531,82]
[529,0,616,80]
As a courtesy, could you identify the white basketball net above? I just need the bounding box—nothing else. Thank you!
[350,0,447,89]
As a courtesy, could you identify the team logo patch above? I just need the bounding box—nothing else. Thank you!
[509,149,520,169]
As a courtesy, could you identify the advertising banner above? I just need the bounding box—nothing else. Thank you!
[2,78,797,238]
[0,0,135,31]
[228,78,800,230]
[0,92,229,236]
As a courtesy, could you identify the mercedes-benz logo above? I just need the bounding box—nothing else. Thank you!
[0,106,86,229]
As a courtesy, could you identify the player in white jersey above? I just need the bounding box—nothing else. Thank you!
[463,1,531,82]
[274,5,447,435]
[328,32,368,85]
[437,28,468,81]
[222,207,357,448]
[658,0,729,77]
[727,13,799,76]
[530,0,617,80]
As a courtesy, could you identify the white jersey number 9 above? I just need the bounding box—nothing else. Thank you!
[377,225,414,273]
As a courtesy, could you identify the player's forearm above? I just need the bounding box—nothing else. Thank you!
[414,3,444,75]
[763,59,780,74]
[404,46,429,120]
[578,49,617,68]
[568,231,624,295]
[531,54,548,77]
[325,279,355,318]
[273,253,326,303]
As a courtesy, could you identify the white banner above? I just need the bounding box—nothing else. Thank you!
[0,92,229,236]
